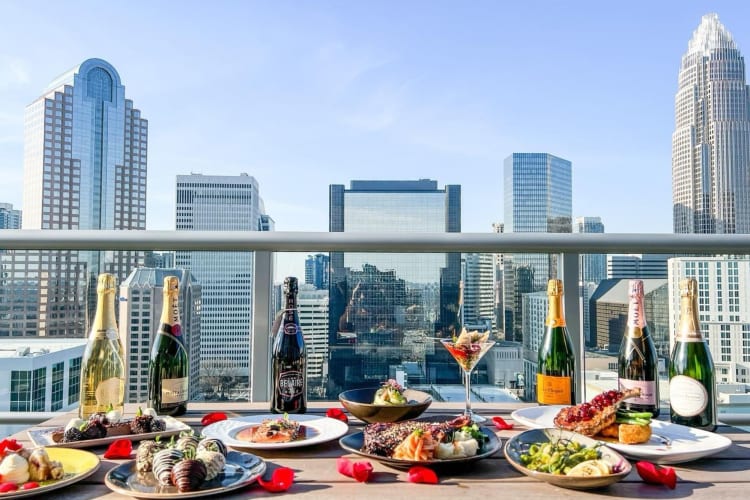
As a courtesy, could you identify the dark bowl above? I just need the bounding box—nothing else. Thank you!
[338,387,433,423]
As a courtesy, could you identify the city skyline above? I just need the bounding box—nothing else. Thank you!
[3,2,750,277]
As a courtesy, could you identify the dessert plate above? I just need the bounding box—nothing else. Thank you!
[2,448,100,499]
[511,406,732,464]
[505,428,631,490]
[27,416,191,449]
[201,414,349,450]
[105,450,265,499]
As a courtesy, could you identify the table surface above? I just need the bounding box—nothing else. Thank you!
[8,402,750,499]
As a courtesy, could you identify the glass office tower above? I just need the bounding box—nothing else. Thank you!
[503,153,572,342]
[327,180,461,397]
[0,58,147,337]
[673,13,750,234]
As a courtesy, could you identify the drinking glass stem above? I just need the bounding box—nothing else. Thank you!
[464,369,472,416]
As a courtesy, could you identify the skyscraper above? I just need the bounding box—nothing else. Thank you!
[503,153,572,341]
[575,216,606,284]
[462,253,495,331]
[0,203,21,229]
[673,13,750,234]
[119,268,201,403]
[0,58,147,337]
[328,180,461,395]
[175,173,271,387]
[297,284,329,396]
[305,253,330,290]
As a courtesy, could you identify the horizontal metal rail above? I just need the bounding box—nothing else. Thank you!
[1,229,750,253]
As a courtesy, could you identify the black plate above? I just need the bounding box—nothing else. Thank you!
[339,418,501,469]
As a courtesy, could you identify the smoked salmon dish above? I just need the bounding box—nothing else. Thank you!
[249,416,301,443]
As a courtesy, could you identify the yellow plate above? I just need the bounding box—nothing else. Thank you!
[2,448,100,498]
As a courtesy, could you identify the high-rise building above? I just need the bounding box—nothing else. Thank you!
[297,284,329,397]
[175,173,271,384]
[328,180,461,395]
[521,291,547,401]
[0,203,21,229]
[0,58,147,338]
[491,222,505,334]
[607,254,670,279]
[575,217,606,283]
[462,253,495,331]
[305,254,330,290]
[119,268,201,403]
[503,153,572,342]
[673,13,750,234]
[668,256,750,384]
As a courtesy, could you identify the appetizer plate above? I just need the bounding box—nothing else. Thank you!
[504,428,631,490]
[3,448,100,499]
[105,450,265,499]
[511,406,733,464]
[201,414,349,450]
[339,424,501,469]
[27,416,191,449]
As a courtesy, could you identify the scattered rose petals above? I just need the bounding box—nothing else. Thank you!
[337,456,374,482]
[492,416,514,430]
[407,466,438,484]
[636,461,677,489]
[257,467,294,493]
[326,408,349,423]
[0,483,18,493]
[104,439,133,459]
[21,482,40,490]
[201,412,228,426]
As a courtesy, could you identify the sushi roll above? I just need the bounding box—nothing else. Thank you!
[196,450,225,481]
[152,448,183,486]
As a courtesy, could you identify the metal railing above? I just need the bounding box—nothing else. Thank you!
[1,230,749,425]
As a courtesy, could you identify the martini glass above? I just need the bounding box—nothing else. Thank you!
[441,337,495,423]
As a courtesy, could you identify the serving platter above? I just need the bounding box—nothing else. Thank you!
[27,416,191,449]
[104,450,265,499]
[511,406,732,464]
[2,448,100,499]
[504,428,631,490]
[201,414,348,450]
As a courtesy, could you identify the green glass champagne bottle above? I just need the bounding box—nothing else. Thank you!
[537,279,577,405]
[618,279,660,417]
[79,273,126,419]
[669,278,716,431]
[148,276,189,416]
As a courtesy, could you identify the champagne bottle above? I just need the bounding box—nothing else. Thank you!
[148,276,189,416]
[537,279,577,405]
[669,278,716,431]
[79,273,126,419]
[618,280,660,417]
[271,276,307,413]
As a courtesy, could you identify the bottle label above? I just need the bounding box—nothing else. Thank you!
[669,375,708,417]
[619,379,657,405]
[537,374,572,404]
[284,324,298,335]
[94,377,124,406]
[161,377,189,404]
[277,371,304,399]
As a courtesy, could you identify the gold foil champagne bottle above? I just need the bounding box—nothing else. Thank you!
[669,278,717,431]
[148,276,189,416]
[536,279,577,405]
[79,273,126,419]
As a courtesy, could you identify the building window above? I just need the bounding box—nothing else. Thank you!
[10,371,31,412]
[51,362,64,411]
[721,325,731,362]
[32,367,46,411]
[68,357,82,405]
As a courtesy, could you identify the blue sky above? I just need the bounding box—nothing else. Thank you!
[1,1,749,277]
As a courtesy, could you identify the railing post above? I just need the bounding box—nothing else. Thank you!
[561,252,583,403]
[250,250,273,402]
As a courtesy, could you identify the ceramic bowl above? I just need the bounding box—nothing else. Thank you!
[337,387,433,423]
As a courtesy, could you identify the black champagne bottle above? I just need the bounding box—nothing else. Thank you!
[271,276,307,413]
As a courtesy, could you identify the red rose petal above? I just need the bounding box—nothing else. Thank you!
[636,461,677,489]
[103,439,133,459]
[201,412,228,426]
[407,466,439,484]
[0,483,18,493]
[337,457,373,482]
[257,467,294,493]
[492,416,514,430]
[326,408,349,423]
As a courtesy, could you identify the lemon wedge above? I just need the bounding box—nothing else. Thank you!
[567,460,611,477]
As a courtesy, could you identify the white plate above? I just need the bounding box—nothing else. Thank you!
[27,416,191,449]
[201,414,349,450]
[510,406,732,464]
